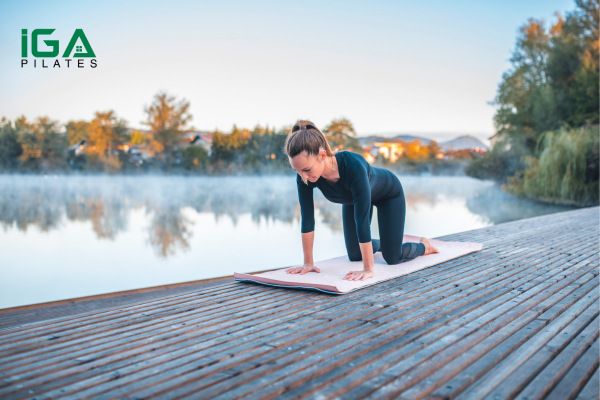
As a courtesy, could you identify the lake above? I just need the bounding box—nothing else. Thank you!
[0,174,575,308]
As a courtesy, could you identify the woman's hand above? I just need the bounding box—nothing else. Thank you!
[344,270,374,281]
[286,264,321,274]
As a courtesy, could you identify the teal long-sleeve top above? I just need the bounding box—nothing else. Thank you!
[296,150,403,243]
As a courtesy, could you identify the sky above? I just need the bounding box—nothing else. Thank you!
[0,0,575,143]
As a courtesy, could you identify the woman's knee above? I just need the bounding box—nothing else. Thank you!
[382,250,401,265]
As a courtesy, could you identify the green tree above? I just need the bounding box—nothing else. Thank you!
[546,0,599,127]
[182,146,209,170]
[0,118,22,170]
[493,18,555,151]
[471,0,599,185]
[244,125,288,171]
[493,0,599,152]
[210,125,251,169]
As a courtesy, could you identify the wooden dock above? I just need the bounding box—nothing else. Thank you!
[0,206,598,399]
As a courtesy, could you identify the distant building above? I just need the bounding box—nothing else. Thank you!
[183,131,212,155]
[374,141,406,163]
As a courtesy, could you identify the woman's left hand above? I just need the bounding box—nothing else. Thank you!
[343,270,374,281]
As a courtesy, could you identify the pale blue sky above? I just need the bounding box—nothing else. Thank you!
[0,0,574,142]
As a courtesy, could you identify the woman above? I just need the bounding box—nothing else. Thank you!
[284,120,438,281]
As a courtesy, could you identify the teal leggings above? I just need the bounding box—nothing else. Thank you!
[342,189,425,264]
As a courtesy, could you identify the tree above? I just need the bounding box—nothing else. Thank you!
[493,0,599,153]
[182,146,209,171]
[473,0,599,184]
[427,140,441,160]
[16,116,67,170]
[86,111,128,170]
[144,92,193,163]
[0,118,22,170]
[546,0,599,127]
[210,125,251,168]
[323,118,362,152]
[493,18,555,152]
[65,120,89,146]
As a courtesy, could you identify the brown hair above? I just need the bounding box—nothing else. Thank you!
[283,119,334,158]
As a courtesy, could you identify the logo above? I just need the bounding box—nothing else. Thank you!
[21,28,98,69]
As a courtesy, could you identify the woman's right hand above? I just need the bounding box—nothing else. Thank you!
[285,264,320,274]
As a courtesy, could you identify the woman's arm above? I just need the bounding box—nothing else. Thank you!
[296,174,316,266]
[286,230,319,274]
[302,231,315,266]
[348,160,374,274]
[358,241,375,272]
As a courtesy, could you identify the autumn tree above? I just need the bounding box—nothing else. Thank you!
[210,125,251,168]
[323,118,362,152]
[16,116,67,170]
[144,92,193,163]
[86,111,128,170]
[65,120,90,146]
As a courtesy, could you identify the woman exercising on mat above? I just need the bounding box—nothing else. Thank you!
[283,120,438,282]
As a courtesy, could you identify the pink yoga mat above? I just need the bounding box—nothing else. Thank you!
[234,235,484,294]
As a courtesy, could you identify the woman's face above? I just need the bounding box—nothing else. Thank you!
[289,150,326,183]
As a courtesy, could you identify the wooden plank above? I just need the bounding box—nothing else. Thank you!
[127,242,594,399]
[205,232,596,400]
[546,338,600,400]
[339,268,597,400]
[0,282,248,342]
[516,320,599,399]
[0,292,317,398]
[449,291,599,398]
[577,365,599,400]
[271,260,597,400]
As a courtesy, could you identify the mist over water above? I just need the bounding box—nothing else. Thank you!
[0,174,574,308]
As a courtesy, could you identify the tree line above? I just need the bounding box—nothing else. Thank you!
[0,93,452,174]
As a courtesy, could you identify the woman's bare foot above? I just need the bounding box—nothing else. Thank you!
[420,237,439,255]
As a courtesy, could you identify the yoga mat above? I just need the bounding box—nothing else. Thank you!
[234,234,483,294]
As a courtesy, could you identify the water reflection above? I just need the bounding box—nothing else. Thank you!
[0,174,580,308]
[0,175,574,258]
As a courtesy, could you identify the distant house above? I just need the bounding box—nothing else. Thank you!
[358,133,488,162]
[68,140,86,156]
[372,141,406,163]
[183,131,212,155]
[361,145,378,163]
